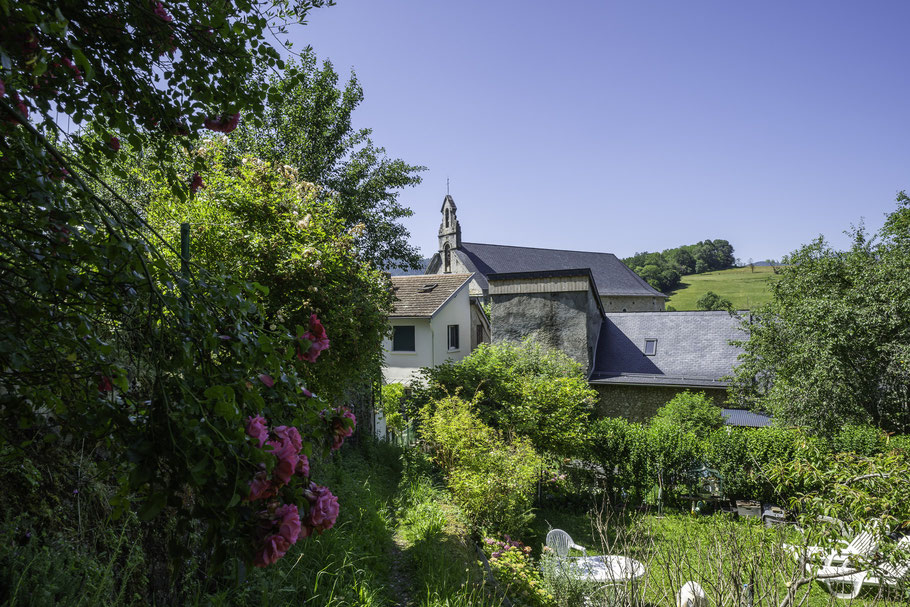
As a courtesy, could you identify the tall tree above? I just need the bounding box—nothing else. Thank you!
[229,50,426,269]
[731,193,910,435]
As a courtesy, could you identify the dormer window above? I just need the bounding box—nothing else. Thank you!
[419,283,438,293]
[644,339,657,356]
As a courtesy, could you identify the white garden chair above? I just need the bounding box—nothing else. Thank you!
[817,535,910,600]
[545,529,645,586]
[784,516,878,566]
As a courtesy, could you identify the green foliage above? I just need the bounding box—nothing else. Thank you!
[483,537,553,607]
[732,194,910,435]
[695,290,734,311]
[227,51,426,270]
[652,391,725,437]
[380,383,410,432]
[666,265,781,311]
[414,341,597,459]
[623,239,736,292]
[142,138,392,402]
[420,395,543,536]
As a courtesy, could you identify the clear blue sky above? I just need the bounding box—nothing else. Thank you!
[288,0,909,263]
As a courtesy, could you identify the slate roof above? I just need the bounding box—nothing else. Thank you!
[390,274,473,318]
[453,242,665,298]
[722,408,772,428]
[589,311,746,387]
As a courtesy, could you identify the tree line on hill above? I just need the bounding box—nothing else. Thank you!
[622,239,736,293]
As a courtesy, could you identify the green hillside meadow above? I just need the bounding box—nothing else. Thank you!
[666,265,782,311]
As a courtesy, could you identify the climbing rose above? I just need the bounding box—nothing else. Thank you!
[297,314,330,362]
[248,468,275,501]
[328,406,356,450]
[189,172,204,194]
[0,78,5,97]
[274,425,302,452]
[108,136,120,151]
[252,504,301,567]
[97,374,113,392]
[295,454,309,478]
[258,373,274,388]
[308,485,339,532]
[203,112,240,133]
[267,437,299,485]
[153,2,173,22]
[246,415,268,446]
[275,503,301,545]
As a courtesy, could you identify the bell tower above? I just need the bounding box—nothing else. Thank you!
[438,195,461,274]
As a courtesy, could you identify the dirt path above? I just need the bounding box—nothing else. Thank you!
[387,534,413,606]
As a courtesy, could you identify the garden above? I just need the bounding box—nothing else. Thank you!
[2,1,909,605]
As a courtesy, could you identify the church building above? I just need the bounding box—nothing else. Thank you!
[426,195,667,312]
[416,195,762,426]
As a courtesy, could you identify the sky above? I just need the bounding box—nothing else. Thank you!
[287,0,910,263]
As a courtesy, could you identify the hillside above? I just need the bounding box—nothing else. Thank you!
[666,266,782,311]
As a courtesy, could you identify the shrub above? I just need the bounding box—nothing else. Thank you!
[652,391,724,437]
[420,395,543,536]
[413,341,597,459]
[483,537,553,607]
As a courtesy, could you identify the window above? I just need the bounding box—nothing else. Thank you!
[444,243,451,273]
[447,324,460,350]
[644,338,657,356]
[392,325,416,352]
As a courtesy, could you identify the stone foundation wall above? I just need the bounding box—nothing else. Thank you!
[593,384,728,423]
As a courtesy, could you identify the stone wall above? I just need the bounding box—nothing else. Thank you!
[600,295,665,312]
[593,384,728,423]
[492,291,594,370]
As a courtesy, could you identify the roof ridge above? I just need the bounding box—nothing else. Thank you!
[461,241,618,258]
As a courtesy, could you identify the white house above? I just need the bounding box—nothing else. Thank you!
[382,273,489,385]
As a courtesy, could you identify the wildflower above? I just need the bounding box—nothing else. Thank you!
[203,112,241,133]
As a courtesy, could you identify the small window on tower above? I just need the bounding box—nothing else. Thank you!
[644,339,657,356]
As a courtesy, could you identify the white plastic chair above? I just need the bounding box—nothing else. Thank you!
[784,516,878,566]
[817,535,910,600]
[545,529,645,585]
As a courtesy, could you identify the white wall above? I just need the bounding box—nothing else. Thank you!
[429,286,472,368]
[382,317,432,384]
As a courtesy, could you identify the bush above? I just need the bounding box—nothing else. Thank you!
[652,391,724,437]
[483,537,553,607]
[414,341,597,459]
[420,395,543,536]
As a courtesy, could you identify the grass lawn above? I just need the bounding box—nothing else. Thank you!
[666,266,782,311]
[529,509,906,606]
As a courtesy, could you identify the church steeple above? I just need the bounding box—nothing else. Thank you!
[438,195,461,274]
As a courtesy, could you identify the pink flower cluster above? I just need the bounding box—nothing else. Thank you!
[244,415,341,567]
[189,172,205,194]
[323,406,356,451]
[204,112,241,133]
[246,416,309,500]
[297,314,330,363]
[484,535,531,560]
[253,503,301,567]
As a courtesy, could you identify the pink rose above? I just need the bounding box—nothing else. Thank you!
[297,314,330,362]
[248,468,275,501]
[308,485,339,532]
[246,415,268,446]
[203,112,240,134]
[189,172,204,194]
[267,439,299,485]
[153,2,173,22]
[253,534,290,567]
[295,455,309,478]
[258,373,274,388]
[274,503,301,546]
[273,425,302,452]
